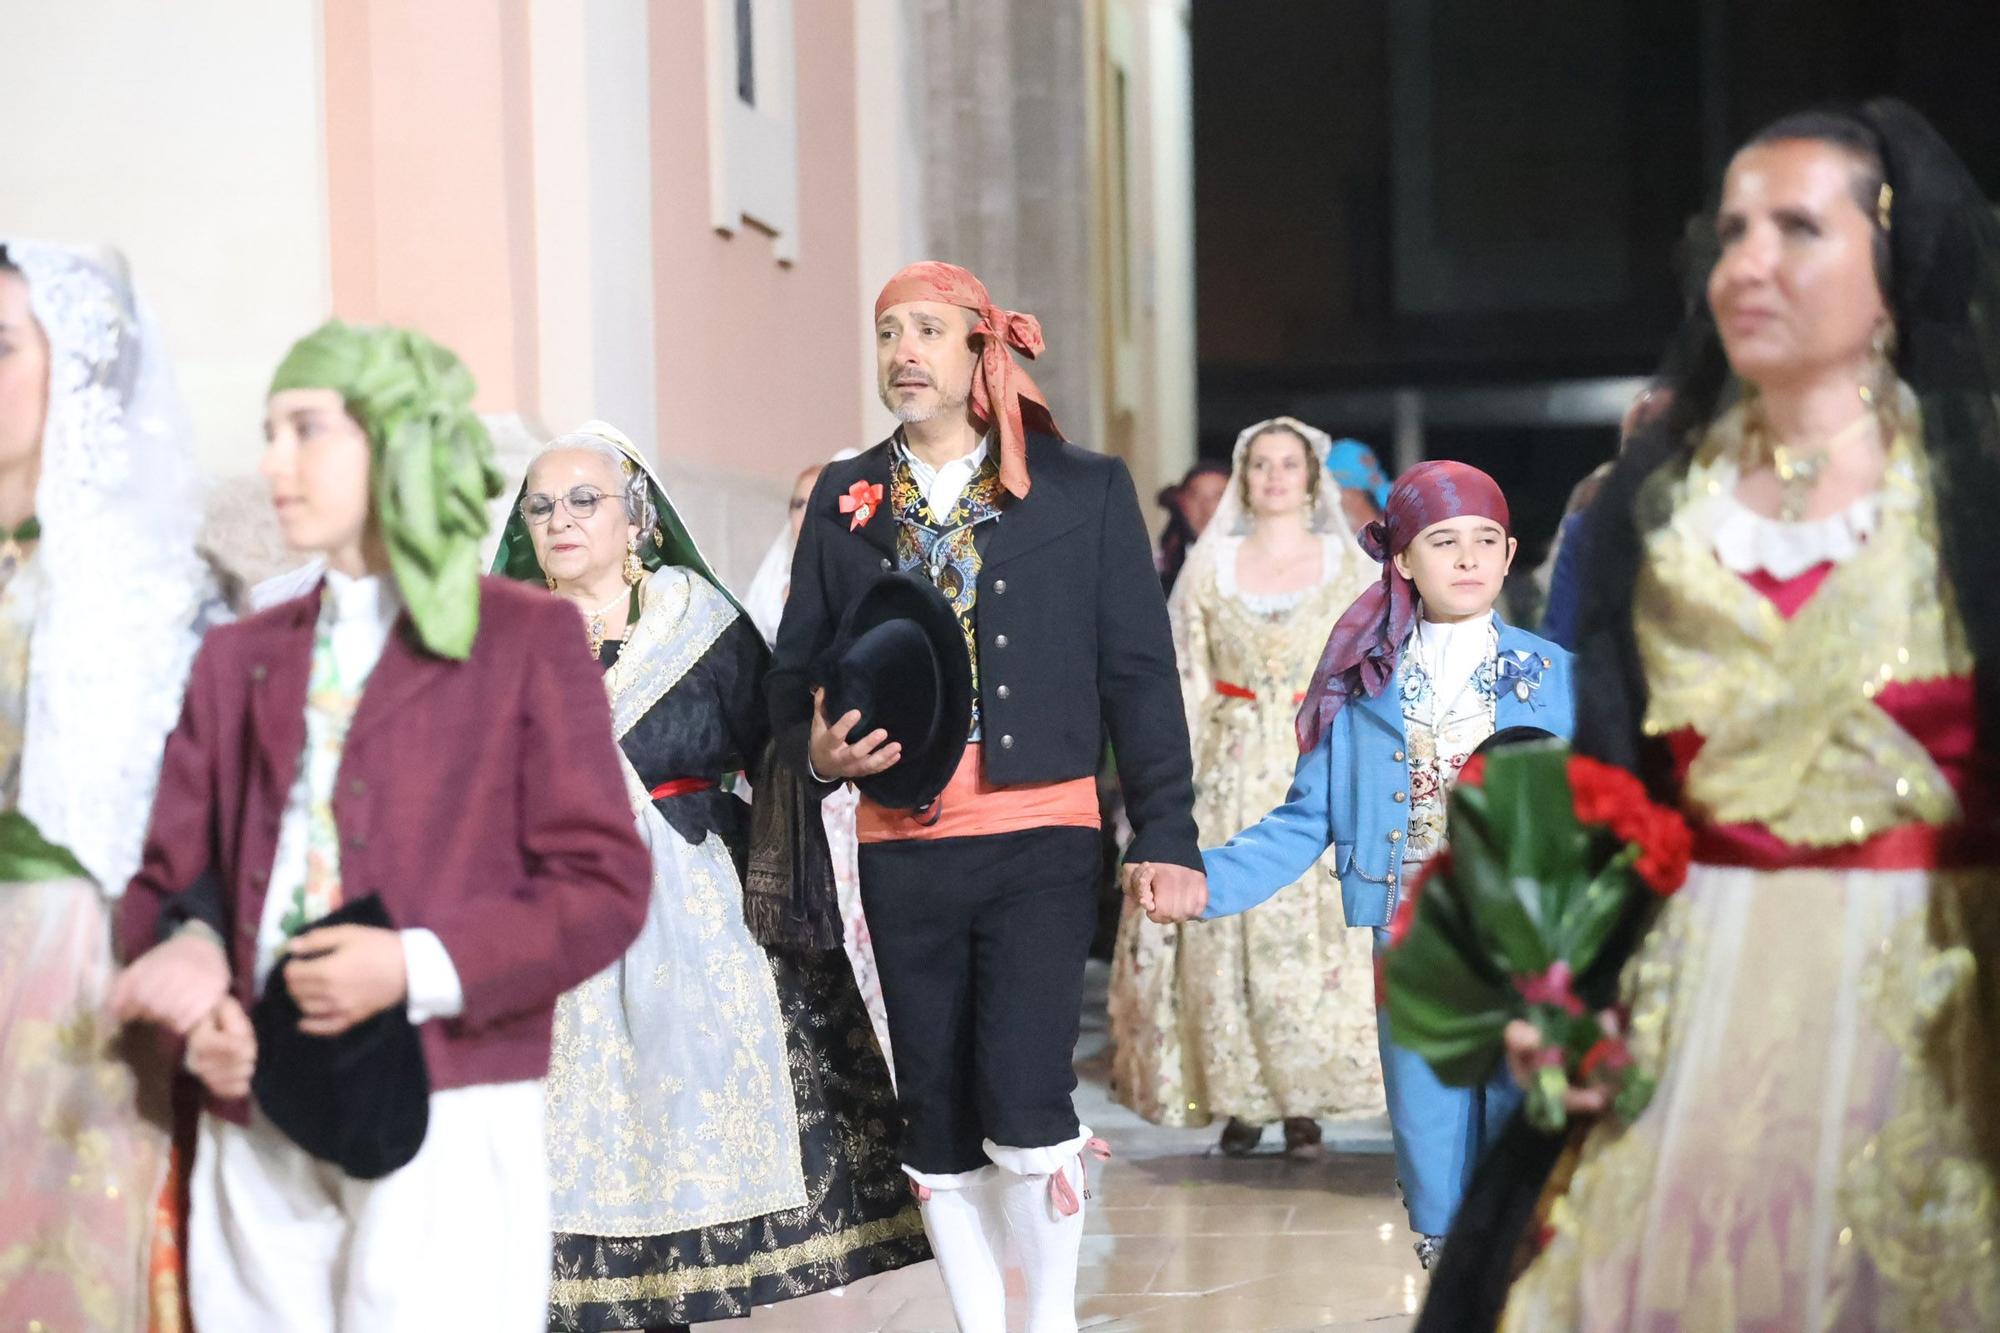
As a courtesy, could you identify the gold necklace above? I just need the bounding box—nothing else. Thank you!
[1748,411,1877,523]
[1769,443,1829,522]
[572,588,628,657]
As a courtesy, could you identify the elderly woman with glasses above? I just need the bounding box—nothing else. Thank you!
[495,424,925,1333]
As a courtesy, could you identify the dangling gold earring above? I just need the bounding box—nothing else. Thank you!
[1859,322,1899,435]
[1859,325,1886,404]
[544,574,557,591]
[623,533,644,586]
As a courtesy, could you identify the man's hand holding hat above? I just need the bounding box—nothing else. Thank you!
[808,686,903,780]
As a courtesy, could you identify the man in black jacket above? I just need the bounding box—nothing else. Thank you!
[769,262,1204,1331]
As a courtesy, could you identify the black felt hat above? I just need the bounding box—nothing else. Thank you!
[251,894,430,1181]
[815,573,973,811]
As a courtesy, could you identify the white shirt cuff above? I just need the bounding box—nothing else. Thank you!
[400,928,464,1024]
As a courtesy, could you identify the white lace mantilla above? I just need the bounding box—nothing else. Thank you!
[7,239,217,897]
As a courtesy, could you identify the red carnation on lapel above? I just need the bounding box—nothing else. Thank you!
[840,480,885,532]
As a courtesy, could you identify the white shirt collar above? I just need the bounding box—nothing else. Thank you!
[321,567,401,627]
[894,434,990,478]
[1409,609,1497,701]
[1413,609,1496,654]
[895,434,992,516]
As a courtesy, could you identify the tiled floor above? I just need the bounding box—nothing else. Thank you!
[700,962,1422,1332]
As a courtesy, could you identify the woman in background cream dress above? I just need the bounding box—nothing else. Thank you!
[1111,417,1384,1155]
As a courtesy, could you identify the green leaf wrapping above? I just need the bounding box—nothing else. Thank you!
[1383,740,1668,1127]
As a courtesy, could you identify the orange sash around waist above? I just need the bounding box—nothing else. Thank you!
[856,744,1101,843]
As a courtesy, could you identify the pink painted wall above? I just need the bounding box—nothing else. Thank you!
[650,3,867,481]
[323,0,541,415]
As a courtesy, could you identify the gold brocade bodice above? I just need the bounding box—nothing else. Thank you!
[1635,402,1974,848]
[1175,536,1376,764]
[1202,585,1341,706]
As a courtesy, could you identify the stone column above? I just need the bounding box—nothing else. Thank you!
[907,0,1100,447]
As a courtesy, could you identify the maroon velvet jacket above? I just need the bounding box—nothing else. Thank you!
[118,576,650,1121]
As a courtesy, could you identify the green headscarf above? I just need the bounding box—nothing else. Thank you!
[492,419,743,618]
[269,320,504,659]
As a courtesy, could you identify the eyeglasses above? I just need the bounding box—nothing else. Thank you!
[519,486,613,525]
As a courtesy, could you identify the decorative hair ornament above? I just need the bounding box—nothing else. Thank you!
[1877,182,1895,232]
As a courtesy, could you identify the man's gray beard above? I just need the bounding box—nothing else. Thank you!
[885,390,969,426]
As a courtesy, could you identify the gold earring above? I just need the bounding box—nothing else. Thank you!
[623,534,644,586]
[544,574,557,591]
[1859,324,1896,409]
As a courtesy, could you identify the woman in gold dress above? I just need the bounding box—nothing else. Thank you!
[1420,100,2000,1332]
[1110,418,1383,1154]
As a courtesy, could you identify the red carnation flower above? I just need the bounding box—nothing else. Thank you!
[1567,755,1652,831]
[1633,806,1693,896]
[1456,755,1487,788]
[1577,1034,1634,1083]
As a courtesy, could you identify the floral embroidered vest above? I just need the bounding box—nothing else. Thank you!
[889,449,1007,740]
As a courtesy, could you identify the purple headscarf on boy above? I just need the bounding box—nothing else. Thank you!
[1294,460,1511,753]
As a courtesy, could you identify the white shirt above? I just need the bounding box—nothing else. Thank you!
[253,570,465,1023]
[1408,611,1497,722]
[896,435,991,516]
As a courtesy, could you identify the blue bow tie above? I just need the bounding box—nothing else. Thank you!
[1496,651,1548,704]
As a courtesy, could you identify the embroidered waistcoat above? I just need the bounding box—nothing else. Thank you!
[889,449,1007,740]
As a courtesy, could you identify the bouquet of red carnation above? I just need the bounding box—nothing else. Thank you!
[1382,741,1691,1133]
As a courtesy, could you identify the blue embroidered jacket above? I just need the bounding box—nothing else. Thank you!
[1201,618,1576,928]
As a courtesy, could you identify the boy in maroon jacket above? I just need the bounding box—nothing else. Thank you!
[113,322,648,1331]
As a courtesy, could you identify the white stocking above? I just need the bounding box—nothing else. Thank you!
[907,1164,1008,1332]
[987,1131,1104,1333]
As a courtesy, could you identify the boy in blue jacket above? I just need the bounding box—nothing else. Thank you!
[1129,460,1574,1268]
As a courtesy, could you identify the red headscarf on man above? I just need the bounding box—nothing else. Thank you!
[874,261,1063,499]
